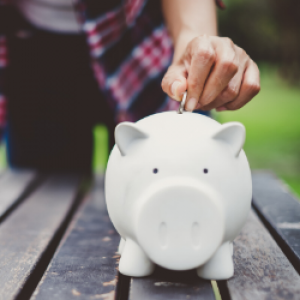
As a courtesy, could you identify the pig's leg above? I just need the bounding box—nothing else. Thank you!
[117,237,126,254]
[197,241,234,280]
[119,239,155,276]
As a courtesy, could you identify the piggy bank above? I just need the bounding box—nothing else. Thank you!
[105,111,252,280]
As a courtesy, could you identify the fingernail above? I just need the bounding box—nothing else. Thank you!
[186,97,198,112]
[171,81,181,99]
[216,107,227,112]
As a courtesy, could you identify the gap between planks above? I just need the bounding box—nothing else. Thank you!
[31,175,121,300]
[0,169,41,223]
[0,174,89,300]
[252,171,300,275]
[218,210,300,300]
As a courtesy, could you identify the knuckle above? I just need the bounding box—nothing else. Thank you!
[245,81,261,96]
[191,36,215,64]
[220,58,238,75]
[236,46,248,61]
[222,87,238,100]
[240,47,248,58]
[195,46,215,63]
[223,37,234,47]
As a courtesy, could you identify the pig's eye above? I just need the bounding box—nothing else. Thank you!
[153,168,158,174]
[203,168,208,174]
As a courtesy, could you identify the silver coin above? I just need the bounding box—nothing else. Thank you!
[177,91,187,114]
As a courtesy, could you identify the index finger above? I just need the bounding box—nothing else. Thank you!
[185,36,216,111]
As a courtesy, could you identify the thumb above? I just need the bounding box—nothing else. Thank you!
[161,63,187,101]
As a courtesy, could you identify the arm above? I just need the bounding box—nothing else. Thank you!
[161,0,260,112]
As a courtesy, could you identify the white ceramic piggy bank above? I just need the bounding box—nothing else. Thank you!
[105,111,252,280]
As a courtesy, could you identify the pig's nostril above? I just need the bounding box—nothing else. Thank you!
[191,222,201,247]
[158,222,168,248]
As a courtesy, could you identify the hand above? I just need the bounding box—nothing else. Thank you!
[161,35,260,112]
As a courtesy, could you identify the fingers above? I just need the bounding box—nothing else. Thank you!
[161,35,260,112]
[193,37,238,111]
[185,36,216,111]
[161,63,187,101]
[223,60,260,110]
[201,46,249,111]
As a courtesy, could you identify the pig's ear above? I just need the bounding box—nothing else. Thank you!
[115,122,148,156]
[211,122,245,157]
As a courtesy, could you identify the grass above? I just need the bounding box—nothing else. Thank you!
[212,280,222,300]
[0,145,6,170]
[1,63,299,199]
[93,125,109,173]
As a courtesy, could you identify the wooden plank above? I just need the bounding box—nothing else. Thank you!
[0,174,85,300]
[218,210,300,300]
[252,171,300,273]
[129,267,215,300]
[31,175,121,300]
[0,169,38,221]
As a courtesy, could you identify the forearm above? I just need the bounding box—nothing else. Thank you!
[162,0,218,63]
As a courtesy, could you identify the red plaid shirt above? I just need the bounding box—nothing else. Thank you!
[0,0,224,139]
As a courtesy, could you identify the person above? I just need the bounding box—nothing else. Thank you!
[0,0,260,174]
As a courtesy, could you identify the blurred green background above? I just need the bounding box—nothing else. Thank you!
[0,0,299,198]
[215,0,300,197]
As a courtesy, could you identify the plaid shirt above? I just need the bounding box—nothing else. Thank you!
[0,0,224,140]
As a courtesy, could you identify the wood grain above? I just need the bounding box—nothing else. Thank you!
[0,174,84,300]
[219,210,300,300]
[129,266,215,300]
[252,171,300,273]
[0,169,38,221]
[31,175,121,300]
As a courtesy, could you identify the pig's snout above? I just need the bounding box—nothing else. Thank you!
[135,179,224,270]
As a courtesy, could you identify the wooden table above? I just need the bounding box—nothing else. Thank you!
[0,169,299,300]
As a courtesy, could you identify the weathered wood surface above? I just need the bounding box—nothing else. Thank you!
[1,170,299,300]
[31,175,121,300]
[129,267,215,300]
[0,169,37,221]
[219,210,300,300]
[0,175,84,300]
[252,171,300,273]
